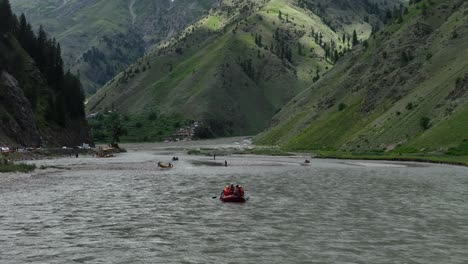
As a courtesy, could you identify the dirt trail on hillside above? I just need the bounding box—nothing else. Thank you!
[129,0,137,24]
[52,0,70,12]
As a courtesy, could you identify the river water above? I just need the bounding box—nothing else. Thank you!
[1,140,468,263]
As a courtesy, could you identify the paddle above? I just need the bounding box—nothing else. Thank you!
[213,191,224,198]
[212,196,249,200]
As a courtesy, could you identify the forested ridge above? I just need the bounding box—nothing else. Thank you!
[0,0,89,146]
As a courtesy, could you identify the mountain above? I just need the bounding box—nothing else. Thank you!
[0,0,89,147]
[87,0,404,139]
[9,0,218,94]
[256,0,468,155]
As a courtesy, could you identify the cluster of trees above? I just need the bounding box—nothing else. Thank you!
[312,28,353,63]
[254,33,263,47]
[0,0,85,126]
[271,28,293,62]
[89,112,193,143]
[239,58,255,80]
[82,47,106,64]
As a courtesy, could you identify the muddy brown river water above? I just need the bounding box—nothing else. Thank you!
[1,140,468,263]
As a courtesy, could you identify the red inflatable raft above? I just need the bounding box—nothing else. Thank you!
[220,194,246,203]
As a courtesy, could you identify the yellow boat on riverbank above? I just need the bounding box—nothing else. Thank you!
[157,162,174,169]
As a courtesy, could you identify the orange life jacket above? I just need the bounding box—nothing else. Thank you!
[223,186,230,196]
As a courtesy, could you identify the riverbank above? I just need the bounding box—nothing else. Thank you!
[0,147,128,173]
[178,138,468,167]
[313,151,468,167]
[3,148,94,162]
[183,146,468,167]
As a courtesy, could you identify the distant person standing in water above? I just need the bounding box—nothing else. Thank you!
[214,154,216,160]
[225,160,228,167]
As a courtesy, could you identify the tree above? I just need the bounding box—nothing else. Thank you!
[35,26,47,70]
[421,3,428,16]
[63,71,85,118]
[313,67,320,82]
[352,30,359,46]
[17,14,36,54]
[363,40,369,49]
[0,0,13,34]
[55,92,66,127]
[107,113,127,146]
[420,116,431,130]
[338,103,347,111]
[53,42,64,90]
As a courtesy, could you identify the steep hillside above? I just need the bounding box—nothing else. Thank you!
[0,1,89,147]
[257,0,468,155]
[87,0,402,138]
[10,0,217,94]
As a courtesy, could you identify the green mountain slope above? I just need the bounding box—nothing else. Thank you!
[87,0,402,137]
[256,0,468,155]
[10,0,217,94]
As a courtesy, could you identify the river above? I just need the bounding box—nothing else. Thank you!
[1,139,468,263]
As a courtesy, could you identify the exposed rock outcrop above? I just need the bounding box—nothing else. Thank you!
[0,71,41,147]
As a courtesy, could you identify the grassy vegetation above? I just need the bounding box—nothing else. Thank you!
[314,150,468,166]
[0,156,36,173]
[88,112,191,143]
[187,147,293,157]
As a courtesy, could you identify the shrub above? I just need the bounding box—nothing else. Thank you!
[148,112,157,121]
[338,103,347,111]
[420,116,431,130]
[406,102,414,110]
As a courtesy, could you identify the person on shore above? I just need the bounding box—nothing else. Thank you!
[224,160,228,167]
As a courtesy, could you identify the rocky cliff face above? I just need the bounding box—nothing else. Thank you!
[0,70,90,147]
[0,71,41,146]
